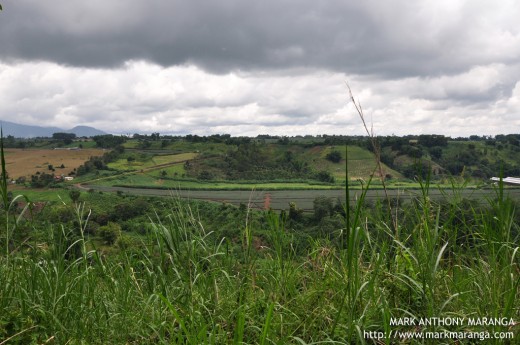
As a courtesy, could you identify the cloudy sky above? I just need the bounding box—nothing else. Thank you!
[1,0,520,136]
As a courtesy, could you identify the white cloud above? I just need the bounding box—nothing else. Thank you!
[0,59,519,138]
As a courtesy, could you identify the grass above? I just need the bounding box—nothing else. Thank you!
[105,152,197,175]
[1,133,519,343]
[93,173,342,191]
[8,187,72,202]
[152,152,198,165]
[303,145,402,182]
[0,180,518,344]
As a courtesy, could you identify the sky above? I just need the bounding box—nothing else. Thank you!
[0,0,520,137]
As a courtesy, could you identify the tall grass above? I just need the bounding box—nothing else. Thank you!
[0,131,519,343]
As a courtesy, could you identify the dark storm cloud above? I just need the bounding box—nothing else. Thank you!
[1,1,520,137]
[2,1,518,78]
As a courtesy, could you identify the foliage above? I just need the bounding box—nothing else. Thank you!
[98,221,121,245]
[69,190,81,203]
[315,170,335,183]
[30,172,56,188]
[313,196,334,220]
[52,132,76,145]
[325,150,342,163]
[197,170,213,180]
[0,182,517,344]
[417,134,448,147]
[76,149,122,176]
[92,134,126,149]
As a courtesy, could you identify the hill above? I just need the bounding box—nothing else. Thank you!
[66,125,107,137]
[377,134,520,180]
[0,120,106,138]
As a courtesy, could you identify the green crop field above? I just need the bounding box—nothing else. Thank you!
[152,152,197,165]
[106,152,199,172]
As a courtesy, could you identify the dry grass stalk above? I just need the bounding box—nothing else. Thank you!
[346,83,398,234]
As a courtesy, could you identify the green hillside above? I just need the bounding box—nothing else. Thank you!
[378,135,520,181]
[9,133,520,192]
[69,134,520,191]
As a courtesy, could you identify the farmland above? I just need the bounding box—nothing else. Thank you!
[81,184,520,211]
[5,135,519,205]
[1,134,519,344]
[3,148,105,180]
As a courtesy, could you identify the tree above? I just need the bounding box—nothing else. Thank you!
[98,222,121,245]
[429,146,443,160]
[92,135,126,148]
[418,134,448,147]
[198,170,213,180]
[69,190,81,203]
[30,172,55,188]
[315,171,335,183]
[325,150,342,163]
[52,132,76,145]
[288,202,303,221]
[313,196,333,221]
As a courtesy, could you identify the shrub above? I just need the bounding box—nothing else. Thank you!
[98,222,122,245]
[325,150,342,163]
[315,170,335,183]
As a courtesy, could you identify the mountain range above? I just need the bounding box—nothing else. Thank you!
[0,120,106,138]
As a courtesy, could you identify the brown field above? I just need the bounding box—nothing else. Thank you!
[3,148,105,179]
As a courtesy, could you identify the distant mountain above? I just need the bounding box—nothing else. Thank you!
[0,120,106,138]
[66,126,106,137]
[0,120,63,138]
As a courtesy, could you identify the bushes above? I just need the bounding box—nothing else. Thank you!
[0,185,518,343]
[113,199,150,220]
[313,196,334,221]
[315,170,335,183]
[325,150,342,163]
[30,172,56,188]
[98,222,121,245]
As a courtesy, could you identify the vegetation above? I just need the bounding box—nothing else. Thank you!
[325,150,342,163]
[1,127,519,343]
[5,132,520,192]
[52,132,77,145]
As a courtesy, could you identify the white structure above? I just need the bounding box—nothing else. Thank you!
[490,177,520,185]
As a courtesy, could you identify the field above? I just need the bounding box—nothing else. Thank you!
[84,142,406,194]
[1,138,519,344]
[309,145,403,180]
[107,152,198,172]
[1,180,518,343]
[78,184,520,211]
[4,148,105,179]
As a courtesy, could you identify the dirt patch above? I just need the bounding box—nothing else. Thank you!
[307,146,323,155]
[4,148,105,179]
